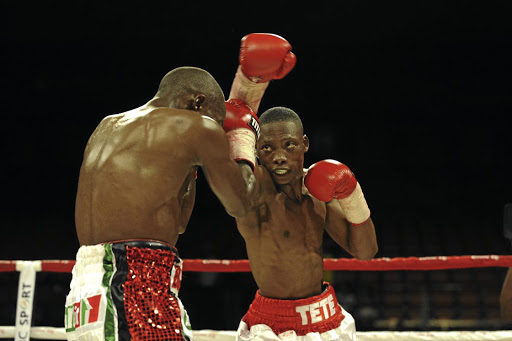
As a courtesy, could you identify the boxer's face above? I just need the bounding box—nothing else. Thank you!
[257,120,309,185]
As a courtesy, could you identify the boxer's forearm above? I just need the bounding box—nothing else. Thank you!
[228,66,269,114]
[347,218,378,260]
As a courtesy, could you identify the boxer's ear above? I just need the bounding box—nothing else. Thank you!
[303,134,309,153]
[192,94,206,111]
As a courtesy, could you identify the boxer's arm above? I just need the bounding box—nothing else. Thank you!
[324,200,377,260]
[228,33,296,113]
[178,174,196,234]
[305,159,378,260]
[234,165,274,237]
[229,66,269,114]
[224,99,260,170]
[196,117,255,218]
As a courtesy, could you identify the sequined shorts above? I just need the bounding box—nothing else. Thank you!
[64,240,192,341]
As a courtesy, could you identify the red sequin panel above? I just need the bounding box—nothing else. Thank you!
[124,245,186,341]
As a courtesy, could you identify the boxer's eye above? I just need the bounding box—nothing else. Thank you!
[285,141,297,150]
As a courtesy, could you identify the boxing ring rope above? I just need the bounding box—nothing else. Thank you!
[1,254,510,273]
[1,256,512,341]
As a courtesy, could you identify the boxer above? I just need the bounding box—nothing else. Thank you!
[226,34,377,340]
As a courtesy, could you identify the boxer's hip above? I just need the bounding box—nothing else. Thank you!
[65,239,190,341]
[242,282,346,336]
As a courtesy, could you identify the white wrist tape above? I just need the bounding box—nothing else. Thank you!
[338,182,371,226]
[228,66,269,113]
[225,128,256,170]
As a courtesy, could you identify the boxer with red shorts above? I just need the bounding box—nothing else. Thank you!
[239,283,356,340]
[227,34,378,340]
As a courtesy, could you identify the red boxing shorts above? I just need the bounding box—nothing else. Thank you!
[237,282,356,340]
[64,240,191,341]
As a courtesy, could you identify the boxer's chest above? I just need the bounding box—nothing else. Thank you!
[259,194,324,247]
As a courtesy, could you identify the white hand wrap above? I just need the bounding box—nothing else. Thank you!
[228,66,269,113]
[225,128,256,170]
[338,182,371,226]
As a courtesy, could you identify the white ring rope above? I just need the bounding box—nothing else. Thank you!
[0,327,511,341]
[1,259,511,341]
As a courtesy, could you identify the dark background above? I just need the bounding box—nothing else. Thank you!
[1,1,512,332]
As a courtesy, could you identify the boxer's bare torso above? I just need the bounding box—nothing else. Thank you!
[235,119,377,300]
[234,120,328,299]
[75,103,251,246]
[236,165,327,299]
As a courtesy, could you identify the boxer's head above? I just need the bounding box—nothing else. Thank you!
[257,107,309,186]
[157,67,226,125]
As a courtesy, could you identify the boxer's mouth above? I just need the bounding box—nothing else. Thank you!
[273,168,290,176]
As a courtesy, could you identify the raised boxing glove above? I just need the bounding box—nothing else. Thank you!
[223,99,260,171]
[239,33,297,83]
[305,159,371,225]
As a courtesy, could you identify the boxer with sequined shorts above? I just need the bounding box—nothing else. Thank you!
[65,240,189,340]
[226,34,378,340]
[68,65,263,340]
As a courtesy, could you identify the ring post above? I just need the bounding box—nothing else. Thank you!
[14,261,40,341]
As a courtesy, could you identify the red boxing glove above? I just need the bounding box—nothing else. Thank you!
[305,160,370,225]
[305,160,357,201]
[239,33,297,83]
[223,99,260,170]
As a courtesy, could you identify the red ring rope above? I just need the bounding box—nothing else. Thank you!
[0,255,511,273]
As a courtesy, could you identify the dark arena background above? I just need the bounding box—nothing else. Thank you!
[2,1,512,336]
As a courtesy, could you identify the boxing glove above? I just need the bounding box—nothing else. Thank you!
[305,159,371,225]
[223,99,260,171]
[239,33,297,83]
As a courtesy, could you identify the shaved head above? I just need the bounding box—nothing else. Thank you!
[157,66,225,111]
[259,106,303,134]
